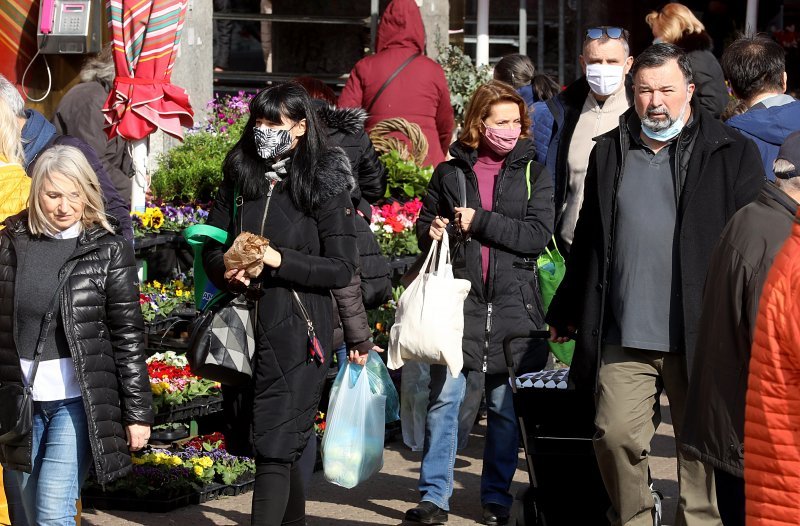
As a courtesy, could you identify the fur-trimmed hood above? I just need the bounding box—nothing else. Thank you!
[230,146,355,210]
[675,31,714,53]
[310,146,356,205]
[316,105,367,136]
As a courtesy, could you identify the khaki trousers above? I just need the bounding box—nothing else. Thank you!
[594,345,721,526]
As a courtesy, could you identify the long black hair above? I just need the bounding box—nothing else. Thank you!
[222,82,327,214]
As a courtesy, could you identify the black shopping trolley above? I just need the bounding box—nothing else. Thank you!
[504,332,611,526]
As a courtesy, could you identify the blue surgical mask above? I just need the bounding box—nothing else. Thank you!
[641,98,690,142]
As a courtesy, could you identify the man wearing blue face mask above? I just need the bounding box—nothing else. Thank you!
[547,44,764,526]
[535,26,633,258]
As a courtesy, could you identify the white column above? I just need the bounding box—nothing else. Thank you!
[519,0,527,55]
[746,0,759,33]
[131,139,149,213]
[476,0,490,67]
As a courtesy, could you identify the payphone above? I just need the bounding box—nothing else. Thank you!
[37,0,102,54]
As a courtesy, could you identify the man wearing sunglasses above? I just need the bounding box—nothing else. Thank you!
[535,26,633,259]
[548,43,764,526]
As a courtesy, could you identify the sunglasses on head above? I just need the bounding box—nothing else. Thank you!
[586,27,624,40]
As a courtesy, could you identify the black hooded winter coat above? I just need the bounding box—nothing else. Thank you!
[417,139,554,375]
[0,214,153,484]
[202,147,358,462]
[316,104,392,310]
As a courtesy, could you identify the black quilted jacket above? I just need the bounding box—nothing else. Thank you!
[0,213,153,483]
[417,139,555,375]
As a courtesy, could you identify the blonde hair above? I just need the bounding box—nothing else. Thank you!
[458,80,531,149]
[0,98,23,165]
[28,145,114,236]
[645,3,705,44]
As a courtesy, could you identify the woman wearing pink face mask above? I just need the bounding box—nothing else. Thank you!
[405,80,554,525]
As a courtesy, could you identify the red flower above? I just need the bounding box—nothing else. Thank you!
[139,293,150,304]
[385,217,405,233]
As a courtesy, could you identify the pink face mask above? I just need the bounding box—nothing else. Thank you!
[482,124,521,155]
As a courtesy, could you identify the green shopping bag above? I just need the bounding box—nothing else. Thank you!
[183,224,229,311]
[537,239,575,365]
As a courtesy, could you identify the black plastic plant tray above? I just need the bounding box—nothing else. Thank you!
[82,489,193,513]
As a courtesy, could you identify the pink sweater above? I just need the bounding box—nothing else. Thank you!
[473,146,505,282]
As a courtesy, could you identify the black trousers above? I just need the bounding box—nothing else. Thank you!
[714,468,745,526]
[252,461,305,525]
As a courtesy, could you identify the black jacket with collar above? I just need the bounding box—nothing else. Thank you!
[546,102,764,390]
[0,213,153,483]
[202,146,358,461]
[681,184,798,477]
[417,139,554,374]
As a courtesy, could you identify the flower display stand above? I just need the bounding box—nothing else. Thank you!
[153,394,224,426]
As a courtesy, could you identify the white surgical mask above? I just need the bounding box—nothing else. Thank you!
[585,64,625,96]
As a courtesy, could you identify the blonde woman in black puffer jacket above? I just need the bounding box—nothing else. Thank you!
[0,145,152,526]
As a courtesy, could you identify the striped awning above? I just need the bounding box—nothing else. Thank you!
[0,0,37,85]
[103,0,194,141]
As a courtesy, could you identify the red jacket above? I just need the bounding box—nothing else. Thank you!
[745,209,800,526]
[338,0,454,168]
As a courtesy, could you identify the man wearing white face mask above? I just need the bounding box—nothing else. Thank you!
[547,44,764,526]
[538,27,633,257]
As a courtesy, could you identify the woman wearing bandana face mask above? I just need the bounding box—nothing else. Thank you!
[202,83,358,526]
[405,80,554,525]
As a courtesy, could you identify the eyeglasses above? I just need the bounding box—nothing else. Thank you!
[586,27,625,40]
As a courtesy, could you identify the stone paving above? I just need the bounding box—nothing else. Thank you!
[83,395,679,526]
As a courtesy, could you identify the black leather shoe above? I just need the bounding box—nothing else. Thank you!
[482,503,510,525]
[405,501,448,524]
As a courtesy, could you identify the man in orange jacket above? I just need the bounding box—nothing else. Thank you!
[745,206,800,526]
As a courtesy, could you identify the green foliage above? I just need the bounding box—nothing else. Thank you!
[436,42,493,126]
[381,150,433,199]
[151,91,253,200]
[367,286,404,349]
[150,124,242,201]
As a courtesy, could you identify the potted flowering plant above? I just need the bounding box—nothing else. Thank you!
[369,199,423,258]
[151,92,253,200]
[381,150,434,199]
[183,432,256,488]
[130,205,166,238]
[146,351,221,417]
[139,278,193,324]
[368,286,403,349]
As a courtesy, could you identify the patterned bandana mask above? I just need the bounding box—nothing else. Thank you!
[253,125,293,160]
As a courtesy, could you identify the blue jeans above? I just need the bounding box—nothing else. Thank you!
[481,373,518,509]
[418,365,466,511]
[335,343,347,369]
[7,397,92,526]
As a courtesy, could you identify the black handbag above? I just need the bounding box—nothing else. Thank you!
[187,185,259,387]
[187,294,256,386]
[0,260,77,445]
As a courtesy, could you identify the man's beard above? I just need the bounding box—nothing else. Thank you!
[641,105,676,132]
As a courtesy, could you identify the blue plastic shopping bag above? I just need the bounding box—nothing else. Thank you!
[322,360,386,488]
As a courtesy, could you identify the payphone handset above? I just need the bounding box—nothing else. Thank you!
[37,0,101,54]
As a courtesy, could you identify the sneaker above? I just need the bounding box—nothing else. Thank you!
[405,501,448,524]
[482,503,510,525]
[650,485,663,526]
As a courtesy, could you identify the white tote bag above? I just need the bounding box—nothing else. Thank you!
[388,230,471,378]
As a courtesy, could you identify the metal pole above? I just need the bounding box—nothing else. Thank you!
[370,0,379,53]
[477,0,490,66]
[745,0,759,34]
[519,0,527,55]
[558,0,565,85]
[537,0,544,70]
[575,0,582,80]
